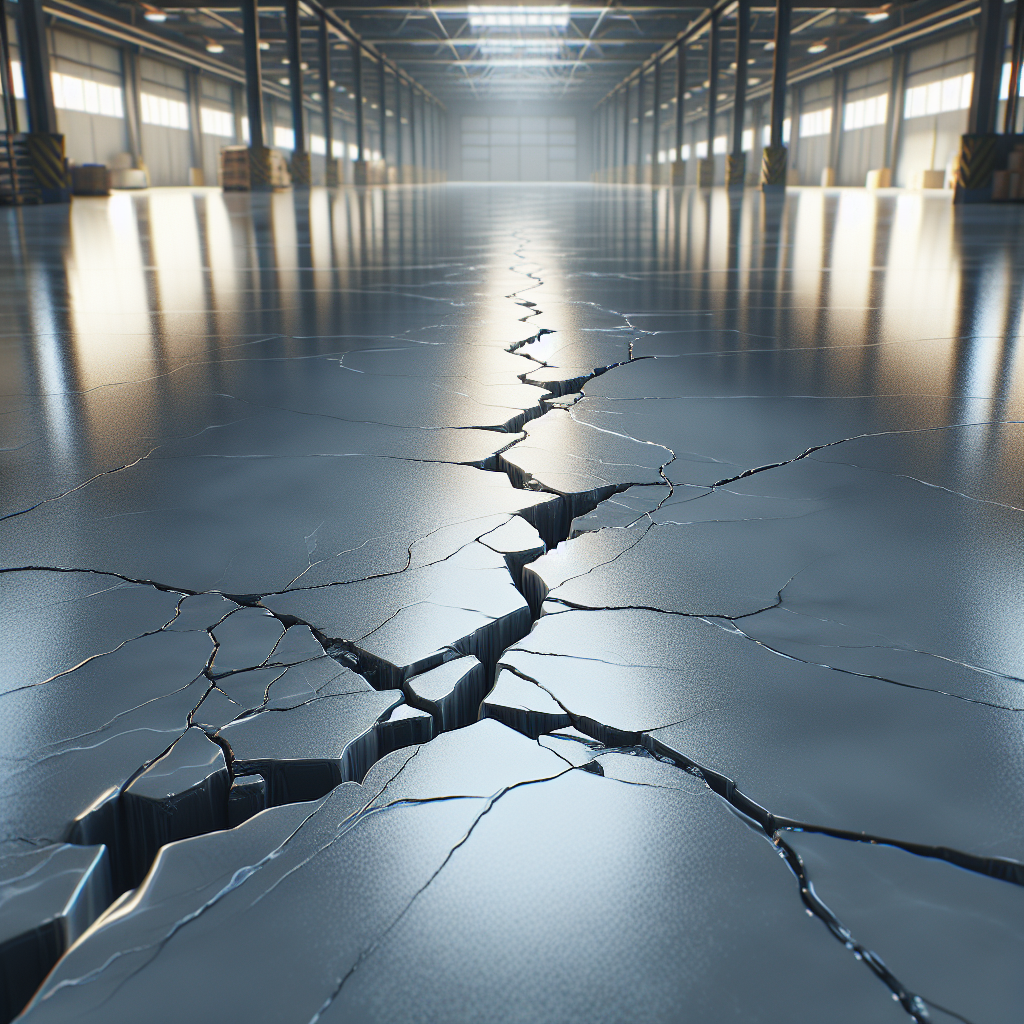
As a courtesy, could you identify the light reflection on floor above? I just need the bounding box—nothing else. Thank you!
[2,183,1024,1024]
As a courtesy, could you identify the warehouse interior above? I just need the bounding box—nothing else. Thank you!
[3,4,1024,1024]
[1,0,1023,194]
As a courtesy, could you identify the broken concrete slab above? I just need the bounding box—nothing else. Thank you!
[480,667,571,739]
[0,844,111,1024]
[378,703,435,753]
[210,607,285,675]
[17,724,908,1023]
[499,608,1024,862]
[227,775,267,828]
[265,542,533,689]
[217,687,403,802]
[478,515,545,588]
[0,578,212,862]
[498,407,668,520]
[120,727,229,888]
[405,655,488,732]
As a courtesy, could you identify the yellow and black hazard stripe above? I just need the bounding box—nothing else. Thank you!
[955,134,997,191]
[26,133,69,199]
[248,146,274,189]
[726,153,746,187]
[761,144,787,187]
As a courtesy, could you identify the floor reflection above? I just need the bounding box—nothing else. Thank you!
[2,187,1022,481]
[4,183,1024,1024]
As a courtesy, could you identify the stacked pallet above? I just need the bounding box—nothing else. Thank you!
[220,146,250,190]
[220,146,292,191]
[70,164,110,196]
[992,146,1024,201]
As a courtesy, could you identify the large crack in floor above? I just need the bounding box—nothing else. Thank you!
[4,188,1024,1024]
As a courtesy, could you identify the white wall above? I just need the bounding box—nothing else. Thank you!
[895,32,975,187]
[50,30,129,167]
[199,76,235,186]
[139,57,192,186]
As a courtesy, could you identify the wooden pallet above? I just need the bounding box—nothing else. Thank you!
[220,146,292,191]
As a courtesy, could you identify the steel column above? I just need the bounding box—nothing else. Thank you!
[884,50,906,174]
[707,12,720,156]
[416,90,425,177]
[675,47,686,155]
[240,0,265,148]
[621,90,626,178]
[967,0,1004,135]
[354,45,364,162]
[1004,0,1024,133]
[731,0,750,158]
[1,0,19,134]
[700,11,720,185]
[827,72,844,183]
[15,0,57,134]
[379,60,387,172]
[403,81,411,180]
[651,59,661,183]
[317,11,335,185]
[124,48,143,167]
[422,96,429,178]
[768,0,791,148]
[187,69,203,181]
[636,67,645,183]
[285,0,305,155]
[395,74,403,171]
[762,0,792,188]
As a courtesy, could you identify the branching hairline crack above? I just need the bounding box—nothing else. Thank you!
[307,766,577,1023]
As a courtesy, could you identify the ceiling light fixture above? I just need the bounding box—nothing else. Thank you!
[864,11,890,22]
[259,41,270,50]
[467,5,570,28]
[206,41,225,53]
[808,43,827,53]
[479,38,560,52]
[764,41,775,51]
[143,9,167,22]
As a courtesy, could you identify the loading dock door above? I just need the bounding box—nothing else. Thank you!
[461,116,576,181]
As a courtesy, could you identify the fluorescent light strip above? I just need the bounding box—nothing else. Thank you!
[467,5,570,28]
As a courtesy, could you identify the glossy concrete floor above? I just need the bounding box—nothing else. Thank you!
[2,184,1023,1023]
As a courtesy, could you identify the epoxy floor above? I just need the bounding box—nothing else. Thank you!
[2,184,1023,1023]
